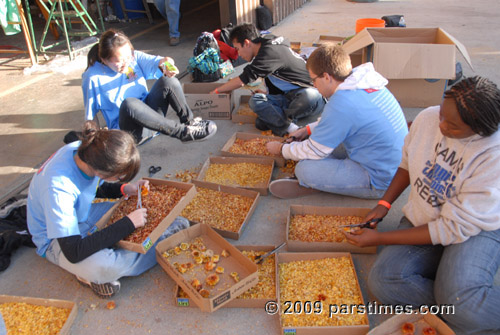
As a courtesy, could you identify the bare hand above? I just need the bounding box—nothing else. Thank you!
[343,228,380,247]
[266,141,283,155]
[127,208,147,228]
[288,127,309,141]
[123,179,150,197]
[363,205,389,223]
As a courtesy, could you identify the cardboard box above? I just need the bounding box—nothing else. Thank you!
[183,82,233,119]
[342,27,473,107]
[368,311,455,335]
[313,35,362,67]
[155,223,259,312]
[175,245,278,308]
[95,178,196,254]
[277,252,369,334]
[221,132,286,167]
[186,180,261,240]
[0,295,78,335]
[195,156,275,195]
[231,95,257,124]
[286,205,376,254]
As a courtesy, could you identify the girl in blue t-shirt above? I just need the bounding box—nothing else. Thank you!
[82,29,216,143]
[27,121,189,298]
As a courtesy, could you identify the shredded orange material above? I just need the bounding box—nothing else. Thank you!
[289,214,363,243]
[279,257,367,327]
[203,162,272,187]
[109,184,187,243]
[181,187,254,233]
[238,250,276,300]
[0,302,71,335]
[228,138,277,156]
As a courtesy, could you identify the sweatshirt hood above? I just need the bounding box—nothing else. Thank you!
[337,62,388,91]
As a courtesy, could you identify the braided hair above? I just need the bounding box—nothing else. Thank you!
[444,76,500,137]
[77,121,140,182]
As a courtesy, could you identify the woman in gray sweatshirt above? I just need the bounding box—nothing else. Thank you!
[346,76,500,335]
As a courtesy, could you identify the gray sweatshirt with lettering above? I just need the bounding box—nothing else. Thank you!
[401,106,500,245]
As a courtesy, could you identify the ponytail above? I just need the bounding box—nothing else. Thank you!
[77,121,140,182]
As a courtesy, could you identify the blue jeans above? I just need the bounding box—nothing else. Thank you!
[45,201,190,284]
[119,76,193,142]
[295,145,385,199]
[153,0,180,38]
[369,217,500,335]
[249,87,325,136]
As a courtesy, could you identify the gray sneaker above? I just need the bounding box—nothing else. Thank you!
[180,118,217,142]
[76,276,121,299]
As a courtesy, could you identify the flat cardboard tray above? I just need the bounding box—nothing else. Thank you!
[368,311,455,335]
[174,245,278,308]
[195,156,275,195]
[0,294,78,335]
[95,178,196,254]
[184,180,260,240]
[155,223,259,312]
[220,132,286,167]
[231,95,257,124]
[277,252,369,335]
[286,205,376,254]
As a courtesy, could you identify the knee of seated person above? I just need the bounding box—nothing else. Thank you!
[158,75,180,88]
[249,93,267,107]
[367,264,392,302]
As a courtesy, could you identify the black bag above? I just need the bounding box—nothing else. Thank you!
[381,15,406,27]
[256,5,273,30]
[191,32,222,82]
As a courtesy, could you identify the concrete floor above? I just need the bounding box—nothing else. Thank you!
[1,0,500,334]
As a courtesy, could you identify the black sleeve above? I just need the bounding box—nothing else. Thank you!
[95,182,123,199]
[57,217,135,263]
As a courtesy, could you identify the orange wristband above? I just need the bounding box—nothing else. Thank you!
[306,124,312,135]
[378,200,391,210]
[120,183,128,196]
[214,88,220,94]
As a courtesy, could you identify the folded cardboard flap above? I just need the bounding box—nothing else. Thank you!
[342,27,472,79]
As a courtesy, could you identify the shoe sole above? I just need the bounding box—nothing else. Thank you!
[269,179,320,199]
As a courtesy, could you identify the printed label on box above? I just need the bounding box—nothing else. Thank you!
[212,291,231,308]
[177,298,189,307]
[283,329,297,335]
[209,112,230,118]
[142,237,153,251]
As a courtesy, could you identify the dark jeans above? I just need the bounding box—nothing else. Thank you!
[118,76,193,142]
[248,87,325,136]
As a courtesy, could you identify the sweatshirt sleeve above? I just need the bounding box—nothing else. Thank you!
[282,138,334,161]
[82,71,98,121]
[57,217,135,263]
[428,149,500,245]
[135,51,163,80]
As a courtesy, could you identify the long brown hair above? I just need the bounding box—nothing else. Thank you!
[77,121,140,182]
[86,29,134,70]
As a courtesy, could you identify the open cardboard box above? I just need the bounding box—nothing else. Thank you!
[95,178,196,254]
[221,132,286,167]
[185,180,260,240]
[175,244,278,308]
[156,223,259,312]
[183,82,233,119]
[313,35,362,67]
[286,205,376,254]
[0,295,78,335]
[231,95,257,124]
[342,27,473,107]
[277,252,369,335]
[368,311,455,335]
[195,156,274,195]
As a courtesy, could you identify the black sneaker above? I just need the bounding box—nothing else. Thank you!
[180,118,217,142]
[76,276,121,299]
